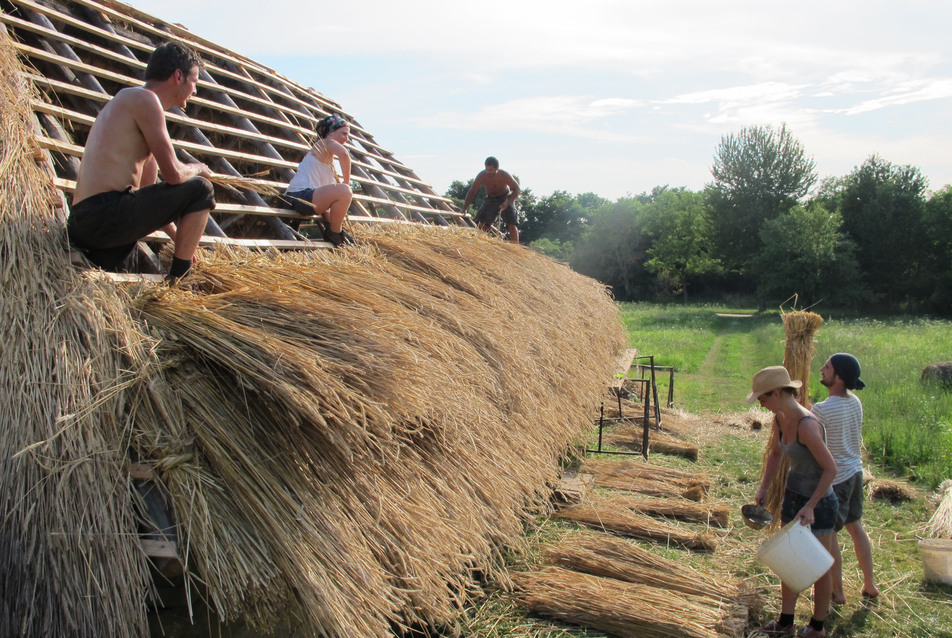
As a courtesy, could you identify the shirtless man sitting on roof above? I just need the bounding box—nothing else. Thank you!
[68,41,215,282]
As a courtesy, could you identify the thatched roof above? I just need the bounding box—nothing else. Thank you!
[0,4,630,637]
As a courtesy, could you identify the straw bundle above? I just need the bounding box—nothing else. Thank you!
[868,478,915,502]
[611,494,730,527]
[925,480,952,539]
[556,495,717,551]
[542,534,758,634]
[0,31,153,637]
[582,458,710,500]
[760,310,824,528]
[208,172,282,198]
[605,426,700,460]
[513,566,731,638]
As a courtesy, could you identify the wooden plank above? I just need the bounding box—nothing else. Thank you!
[139,539,178,559]
[143,231,331,250]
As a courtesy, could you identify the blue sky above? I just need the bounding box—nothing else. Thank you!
[134,0,952,201]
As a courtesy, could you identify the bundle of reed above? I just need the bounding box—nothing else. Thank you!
[582,458,710,500]
[759,310,824,529]
[513,566,732,638]
[115,224,630,635]
[925,480,952,539]
[610,494,730,527]
[0,30,153,637]
[556,495,716,551]
[542,534,759,633]
[605,426,700,461]
[207,171,282,198]
[868,478,915,502]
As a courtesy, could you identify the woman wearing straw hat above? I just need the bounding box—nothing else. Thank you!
[749,366,839,638]
[282,114,355,247]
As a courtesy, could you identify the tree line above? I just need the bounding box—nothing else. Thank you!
[446,124,952,314]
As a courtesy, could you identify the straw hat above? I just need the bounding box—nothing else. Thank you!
[746,366,802,403]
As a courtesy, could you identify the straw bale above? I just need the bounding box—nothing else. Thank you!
[513,566,732,637]
[556,494,717,551]
[2,26,629,633]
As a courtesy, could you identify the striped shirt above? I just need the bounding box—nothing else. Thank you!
[811,393,864,485]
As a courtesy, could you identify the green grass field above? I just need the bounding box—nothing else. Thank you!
[619,302,952,489]
[455,303,952,638]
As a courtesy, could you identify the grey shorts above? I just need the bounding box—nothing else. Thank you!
[67,177,215,270]
[781,490,838,538]
[279,189,317,216]
[833,471,865,531]
[475,194,518,227]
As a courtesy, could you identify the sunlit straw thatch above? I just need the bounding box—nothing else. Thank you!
[925,480,952,539]
[1,26,630,631]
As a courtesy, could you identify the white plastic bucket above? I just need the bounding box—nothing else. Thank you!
[920,538,952,585]
[757,519,834,592]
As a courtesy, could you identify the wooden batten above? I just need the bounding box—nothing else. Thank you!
[2,0,469,266]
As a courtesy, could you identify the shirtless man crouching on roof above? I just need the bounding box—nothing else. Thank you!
[68,41,215,282]
[461,156,521,244]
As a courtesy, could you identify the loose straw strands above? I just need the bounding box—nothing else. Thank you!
[513,567,730,638]
[0,30,152,638]
[609,494,731,527]
[556,495,717,551]
[925,480,952,539]
[207,172,282,198]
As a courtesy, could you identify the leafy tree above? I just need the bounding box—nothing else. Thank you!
[519,191,602,245]
[921,185,952,313]
[642,188,721,302]
[570,199,652,301]
[707,123,817,276]
[527,237,572,262]
[753,203,865,308]
[837,155,927,306]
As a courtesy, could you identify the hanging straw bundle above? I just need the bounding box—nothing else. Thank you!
[925,480,952,539]
[556,495,717,551]
[759,309,824,528]
[513,566,731,638]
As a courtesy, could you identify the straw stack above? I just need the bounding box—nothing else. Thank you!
[925,480,952,539]
[2,28,630,636]
[556,494,717,551]
[513,566,732,638]
[760,310,824,527]
[0,30,153,637]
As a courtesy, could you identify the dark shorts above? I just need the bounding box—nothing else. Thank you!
[279,189,317,216]
[475,194,518,227]
[781,489,838,537]
[833,471,865,531]
[67,178,215,270]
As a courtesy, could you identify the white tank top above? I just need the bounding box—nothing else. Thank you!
[286,150,337,192]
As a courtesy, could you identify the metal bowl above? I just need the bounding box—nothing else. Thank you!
[741,504,773,530]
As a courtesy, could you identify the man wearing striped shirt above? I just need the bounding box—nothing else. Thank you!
[812,353,880,604]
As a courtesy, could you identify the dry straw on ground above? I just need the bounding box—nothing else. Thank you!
[556,493,717,551]
[582,457,710,500]
[605,425,700,460]
[1,28,629,636]
[513,566,733,638]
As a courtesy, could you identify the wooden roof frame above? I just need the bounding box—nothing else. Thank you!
[1,0,471,257]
